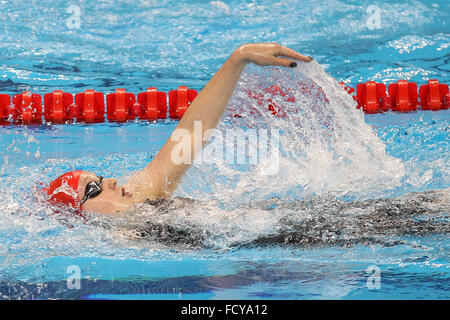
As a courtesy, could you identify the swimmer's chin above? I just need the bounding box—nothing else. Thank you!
[82,199,137,216]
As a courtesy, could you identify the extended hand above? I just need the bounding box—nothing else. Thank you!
[233,43,313,68]
[125,42,313,202]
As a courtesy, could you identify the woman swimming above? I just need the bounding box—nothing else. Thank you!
[43,43,313,214]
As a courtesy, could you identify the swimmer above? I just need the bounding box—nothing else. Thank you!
[43,43,313,215]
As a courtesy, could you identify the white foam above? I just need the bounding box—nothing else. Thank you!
[182,61,404,203]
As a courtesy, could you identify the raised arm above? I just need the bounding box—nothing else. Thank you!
[124,43,312,202]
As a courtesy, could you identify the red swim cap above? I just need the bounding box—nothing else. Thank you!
[43,170,83,209]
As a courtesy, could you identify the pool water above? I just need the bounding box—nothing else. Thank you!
[0,0,449,300]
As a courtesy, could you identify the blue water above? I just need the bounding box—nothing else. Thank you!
[0,0,449,300]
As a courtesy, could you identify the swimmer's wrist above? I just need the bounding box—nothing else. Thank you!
[230,45,250,68]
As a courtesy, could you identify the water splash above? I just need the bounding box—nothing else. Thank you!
[116,62,446,251]
[180,61,404,204]
[124,188,449,249]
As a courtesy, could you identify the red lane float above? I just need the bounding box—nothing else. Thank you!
[388,80,418,112]
[242,82,330,119]
[74,90,105,123]
[12,91,42,124]
[0,80,448,126]
[168,86,198,119]
[137,87,167,120]
[419,79,450,111]
[356,81,389,114]
[0,93,11,125]
[243,85,291,118]
[339,82,356,100]
[353,79,449,113]
[44,90,74,123]
[264,85,292,117]
[106,88,136,122]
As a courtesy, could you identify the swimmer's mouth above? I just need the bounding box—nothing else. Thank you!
[122,187,132,198]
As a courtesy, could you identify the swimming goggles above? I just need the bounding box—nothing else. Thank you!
[80,176,103,205]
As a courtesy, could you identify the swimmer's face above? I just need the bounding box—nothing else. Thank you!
[77,171,135,214]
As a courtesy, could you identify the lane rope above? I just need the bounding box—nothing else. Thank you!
[0,79,448,125]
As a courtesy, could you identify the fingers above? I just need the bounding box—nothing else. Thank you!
[238,43,312,68]
[277,45,312,62]
[273,57,297,68]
